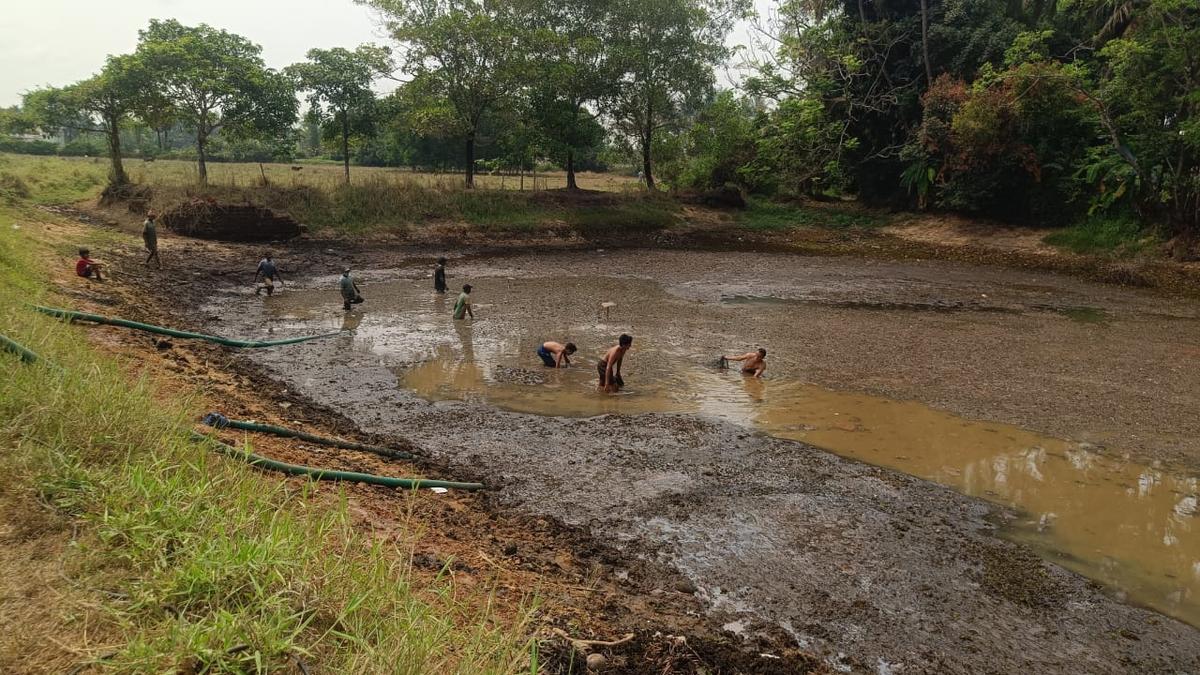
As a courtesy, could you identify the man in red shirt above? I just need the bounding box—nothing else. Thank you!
[75,248,105,281]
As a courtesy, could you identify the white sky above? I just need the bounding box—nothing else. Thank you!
[0,0,773,108]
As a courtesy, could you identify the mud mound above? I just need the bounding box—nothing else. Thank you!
[160,201,303,242]
[99,182,153,214]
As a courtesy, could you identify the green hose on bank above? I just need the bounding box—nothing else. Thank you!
[191,432,484,491]
[33,305,342,348]
[6,333,482,491]
[202,413,414,460]
[1,332,42,364]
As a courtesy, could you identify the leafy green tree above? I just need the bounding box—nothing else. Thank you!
[287,46,392,183]
[359,0,522,188]
[24,54,147,186]
[606,0,747,190]
[134,19,297,184]
[520,0,616,189]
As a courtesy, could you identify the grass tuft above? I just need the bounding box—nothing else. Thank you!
[737,197,883,231]
[1042,215,1156,257]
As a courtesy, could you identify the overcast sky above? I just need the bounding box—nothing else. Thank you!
[0,0,770,108]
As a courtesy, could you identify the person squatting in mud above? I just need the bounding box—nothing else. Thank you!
[254,252,284,296]
[598,334,632,393]
[142,211,161,268]
[722,348,767,378]
[538,340,576,368]
[75,248,105,281]
[340,268,364,310]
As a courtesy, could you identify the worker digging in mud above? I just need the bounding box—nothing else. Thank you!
[538,341,577,368]
[254,252,283,296]
[598,334,632,393]
[142,211,161,268]
[722,348,767,378]
[340,268,364,310]
[75,248,105,281]
[434,256,447,293]
[453,284,474,320]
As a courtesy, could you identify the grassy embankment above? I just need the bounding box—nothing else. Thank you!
[0,161,534,672]
[1,153,679,237]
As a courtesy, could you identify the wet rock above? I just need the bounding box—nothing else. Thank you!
[586,653,606,670]
[674,578,699,594]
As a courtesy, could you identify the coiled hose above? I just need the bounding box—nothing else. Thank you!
[191,432,483,491]
[202,412,414,460]
[33,305,342,348]
[7,331,482,491]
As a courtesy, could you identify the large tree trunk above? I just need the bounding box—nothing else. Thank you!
[341,110,351,185]
[197,128,208,185]
[920,0,934,85]
[566,148,578,190]
[641,137,654,191]
[106,118,128,186]
[464,134,476,189]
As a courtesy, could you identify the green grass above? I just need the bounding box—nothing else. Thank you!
[0,152,669,236]
[0,196,534,671]
[1042,216,1156,256]
[737,196,883,231]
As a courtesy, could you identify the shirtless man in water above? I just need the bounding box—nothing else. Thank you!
[598,334,632,392]
[538,340,577,368]
[723,348,767,378]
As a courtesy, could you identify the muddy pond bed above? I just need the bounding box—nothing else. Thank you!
[205,249,1200,673]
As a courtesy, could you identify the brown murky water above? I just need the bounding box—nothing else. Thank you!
[239,265,1200,629]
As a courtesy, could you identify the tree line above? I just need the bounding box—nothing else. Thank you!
[1,0,1196,233]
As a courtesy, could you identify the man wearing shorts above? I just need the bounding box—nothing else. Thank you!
[538,341,576,368]
[598,334,632,392]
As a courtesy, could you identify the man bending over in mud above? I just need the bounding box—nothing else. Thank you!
[254,253,284,296]
[723,348,767,378]
[538,341,576,368]
[453,284,474,320]
[598,334,632,393]
[340,268,364,310]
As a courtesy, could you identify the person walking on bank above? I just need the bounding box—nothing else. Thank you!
[340,268,364,310]
[142,211,161,268]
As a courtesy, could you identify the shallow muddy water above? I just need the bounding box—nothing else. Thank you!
[205,249,1200,670]
[231,266,1200,628]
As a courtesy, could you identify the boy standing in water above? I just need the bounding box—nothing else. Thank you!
[254,253,283,296]
[453,284,474,320]
[538,341,576,368]
[340,268,364,310]
[598,334,632,393]
[433,257,447,293]
[142,211,161,268]
[723,348,767,378]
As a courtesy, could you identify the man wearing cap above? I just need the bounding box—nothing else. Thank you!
[142,211,161,268]
[340,268,364,310]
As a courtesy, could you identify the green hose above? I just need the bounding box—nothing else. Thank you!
[191,432,484,491]
[202,413,414,460]
[1,332,41,364]
[34,305,342,348]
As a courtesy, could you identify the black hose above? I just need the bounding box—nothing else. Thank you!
[33,305,342,348]
[191,432,484,491]
[202,413,414,460]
